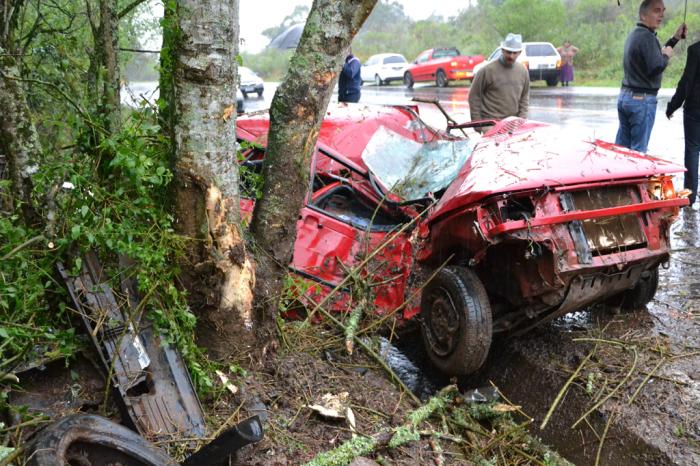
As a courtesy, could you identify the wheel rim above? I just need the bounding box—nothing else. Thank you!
[404,73,412,87]
[424,286,461,357]
[437,72,446,87]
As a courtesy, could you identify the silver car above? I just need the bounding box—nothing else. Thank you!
[239,66,264,99]
[360,53,408,86]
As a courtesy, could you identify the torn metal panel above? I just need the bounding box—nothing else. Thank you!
[58,252,206,442]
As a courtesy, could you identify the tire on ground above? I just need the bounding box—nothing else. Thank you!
[436,69,448,87]
[620,266,659,311]
[546,76,558,87]
[420,266,492,376]
[404,72,414,89]
[27,414,172,466]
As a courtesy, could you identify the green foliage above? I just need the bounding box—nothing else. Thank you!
[0,217,78,372]
[241,48,294,81]
[244,0,695,87]
[303,436,377,466]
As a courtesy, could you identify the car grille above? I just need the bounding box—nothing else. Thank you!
[569,186,646,256]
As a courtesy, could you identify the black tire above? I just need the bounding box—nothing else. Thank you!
[620,267,659,311]
[404,72,414,89]
[436,69,448,88]
[256,90,263,98]
[546,77,558,87]
[420,266,492,376]
[27,414,173,466]
[242,91,248,99]
[374,74,383,86]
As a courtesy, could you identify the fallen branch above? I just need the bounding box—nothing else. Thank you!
[303,385,458,466]
[594,409,617,466]
[316,304,420,405]
[541,347,596,430]
[572,347,637,429]
[628,357,666,406]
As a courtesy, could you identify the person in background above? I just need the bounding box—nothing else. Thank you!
[338,48,361,103]
[557,40,579,86]
[667,40,700,207]
[615,0,686,153]
[468,33,529,125]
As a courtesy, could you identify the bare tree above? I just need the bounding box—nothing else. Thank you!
[167,0,377,360]
[251,0,378,343]
[0,0,40,217]
[166,0,255,359]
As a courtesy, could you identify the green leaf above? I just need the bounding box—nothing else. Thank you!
[0,328,9,339]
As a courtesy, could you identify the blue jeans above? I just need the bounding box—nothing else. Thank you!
[615,89,658,153]
[684,110,700,205]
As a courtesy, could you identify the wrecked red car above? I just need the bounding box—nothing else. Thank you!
[236,104,687,377]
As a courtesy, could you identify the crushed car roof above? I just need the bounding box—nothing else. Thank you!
[237,106,685,219]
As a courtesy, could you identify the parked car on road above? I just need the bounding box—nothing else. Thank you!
[403,47,484,88]
[474,42,562,86]
[360,53,408,86]
[239,66,264,99]
[236,104,687,377]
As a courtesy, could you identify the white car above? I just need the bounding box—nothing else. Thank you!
[360,53,408,86]
[239,66,264,99]
[473,42,562,87]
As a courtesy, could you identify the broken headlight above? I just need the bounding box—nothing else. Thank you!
[647,176,688,201]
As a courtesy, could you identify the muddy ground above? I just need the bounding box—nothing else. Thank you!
[5,210,699,465]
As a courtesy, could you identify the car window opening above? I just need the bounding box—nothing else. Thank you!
[312,184,403,231]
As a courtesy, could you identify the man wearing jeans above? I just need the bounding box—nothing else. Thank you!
[615,0,686,153]
[667,41,700,207]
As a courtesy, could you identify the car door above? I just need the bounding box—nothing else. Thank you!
[413,51,432,81]
[361,55,376,83]
[291,150,413,315]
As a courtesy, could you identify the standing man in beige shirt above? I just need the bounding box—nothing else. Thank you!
[469,33,530,122]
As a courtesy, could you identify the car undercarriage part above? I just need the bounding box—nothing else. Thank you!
[58,252,206,442]
[27,414,173,466]
[181,416,264,466]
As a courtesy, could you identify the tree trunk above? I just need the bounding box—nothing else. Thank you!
[86,0,121,134]
[0,0,40,218]
[250,0,377,342]
[169,0,255,360]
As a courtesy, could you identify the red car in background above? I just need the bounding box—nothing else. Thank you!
[236,104,687,378]
[403,47,484,88]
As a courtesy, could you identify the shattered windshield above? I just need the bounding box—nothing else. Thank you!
[361,126,475,200]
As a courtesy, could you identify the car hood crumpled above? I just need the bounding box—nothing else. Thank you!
[428,121,686,221]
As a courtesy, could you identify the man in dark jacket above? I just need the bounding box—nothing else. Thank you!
[338,50,361,103]
[667,41,700,206]
[615,0,686,153]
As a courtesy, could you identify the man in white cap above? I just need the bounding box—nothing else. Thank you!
[469,33,530,124]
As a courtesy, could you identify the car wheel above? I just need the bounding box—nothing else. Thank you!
[404,72,414,89]
[257,90,263,98]
[27,414,173,466]
[619,267,659,311]
[436,69,448,88]
[420,266,492,376]
[374,74,383,86]
[242,91,248,99]
[546,77,558,87]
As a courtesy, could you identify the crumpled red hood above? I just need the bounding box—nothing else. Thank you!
[429,122,686,220]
